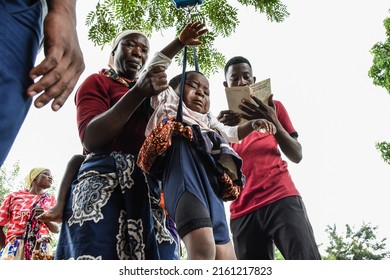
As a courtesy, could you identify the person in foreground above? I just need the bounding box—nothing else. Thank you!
[136,26,276,259]
[0,168,59,260]
[218,56,321,260]
[0,0,84,167]
[54,28,182,260]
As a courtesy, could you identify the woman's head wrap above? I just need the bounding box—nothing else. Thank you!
[25,168,47,188]
[108,30,149,68]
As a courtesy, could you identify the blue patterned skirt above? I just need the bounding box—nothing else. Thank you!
[55,151,179,260]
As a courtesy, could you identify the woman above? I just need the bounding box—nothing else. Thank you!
[54,30,179,260]
[0,168,58,260]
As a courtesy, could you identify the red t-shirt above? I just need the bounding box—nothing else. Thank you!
[0,190,56,243]
[75,73,151,155]
[230,100,300,219]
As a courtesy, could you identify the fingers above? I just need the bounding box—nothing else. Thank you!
[254,120,277,134]
[27,9,85,111]
[28,50,85,110]
[217,110,233,120]
[136,65,169,97]
[180,21,208,46]
[33,207,44,217]
[218,110,241,126]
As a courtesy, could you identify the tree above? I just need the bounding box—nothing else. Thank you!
[369,10,390,95]
[376,141,390,165]
[85,0,289,76]
[369,10,390,164]
[324,223,390,260]
[0,162,22,203]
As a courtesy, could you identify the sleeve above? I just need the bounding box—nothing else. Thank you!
[208,112,240,143]
[0,193,11,226]
[147,52,172,70]
[275,100,298,137]
[150,88,172,110]
[139,52,172,81]
[75,74,111,142]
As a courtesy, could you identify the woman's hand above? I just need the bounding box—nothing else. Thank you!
[133,65,169,98]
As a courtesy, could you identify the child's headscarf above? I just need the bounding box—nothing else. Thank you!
[108,30,149,69]
[25,168,47,189]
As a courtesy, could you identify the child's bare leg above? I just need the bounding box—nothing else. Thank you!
[182,227,215,260]
[216,241,236,260]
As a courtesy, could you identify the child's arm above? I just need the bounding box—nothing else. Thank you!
[139,21,208,80]
[38,154,85,223]
[55,154,85,209]
[160,21,208,59]
[237,119,277,140]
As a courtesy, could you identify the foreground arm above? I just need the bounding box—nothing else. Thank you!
[27,0,85,111]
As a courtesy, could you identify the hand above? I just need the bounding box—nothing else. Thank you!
[240,94,277,124]
[27,6,85,111]
[134,65,169,98]
[252,119,277,134]
[178,21,208,46]
[32,206,45,218]
[217,110,241,126]
[36,236,52,244]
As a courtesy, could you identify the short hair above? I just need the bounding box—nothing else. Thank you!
[169,70,206,90]
[224,56,252,76]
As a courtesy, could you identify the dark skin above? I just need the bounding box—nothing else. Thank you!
[82,33,169,153]
[27,0,85,111]
[218,62,302,163]
[38,155,86,223]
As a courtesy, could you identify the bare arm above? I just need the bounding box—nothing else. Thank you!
[43,221,60,233]
[33,207,60,233]
[237,119,277,140]
[82,66,169,152]
[239,95,302,163]
[56,154,85,208]
[27,0,85,111]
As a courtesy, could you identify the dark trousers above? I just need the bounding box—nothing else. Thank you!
[230,196,321,260]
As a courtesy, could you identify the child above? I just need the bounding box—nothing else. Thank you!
[137,25,276,259]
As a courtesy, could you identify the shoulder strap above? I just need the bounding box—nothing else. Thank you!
[176,46,199,122]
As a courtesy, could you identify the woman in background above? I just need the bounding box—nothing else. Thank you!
[0,168,58,260]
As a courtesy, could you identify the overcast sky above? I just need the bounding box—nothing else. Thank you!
[4,0,390,255]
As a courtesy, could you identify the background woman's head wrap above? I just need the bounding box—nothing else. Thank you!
[25,168,47,188]
[108,30,149,68]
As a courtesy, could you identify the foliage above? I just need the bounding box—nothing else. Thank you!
[0,162,21,203]
[369,10,390,94]
[85,0,289,76]
[375,141,390,165]
[324,223,390,260]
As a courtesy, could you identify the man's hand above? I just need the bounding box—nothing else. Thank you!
[27,2,85,111]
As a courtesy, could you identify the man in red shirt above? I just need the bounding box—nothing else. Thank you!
[218,56,321,260]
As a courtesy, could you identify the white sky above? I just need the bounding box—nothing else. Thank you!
[3,0,390,256]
